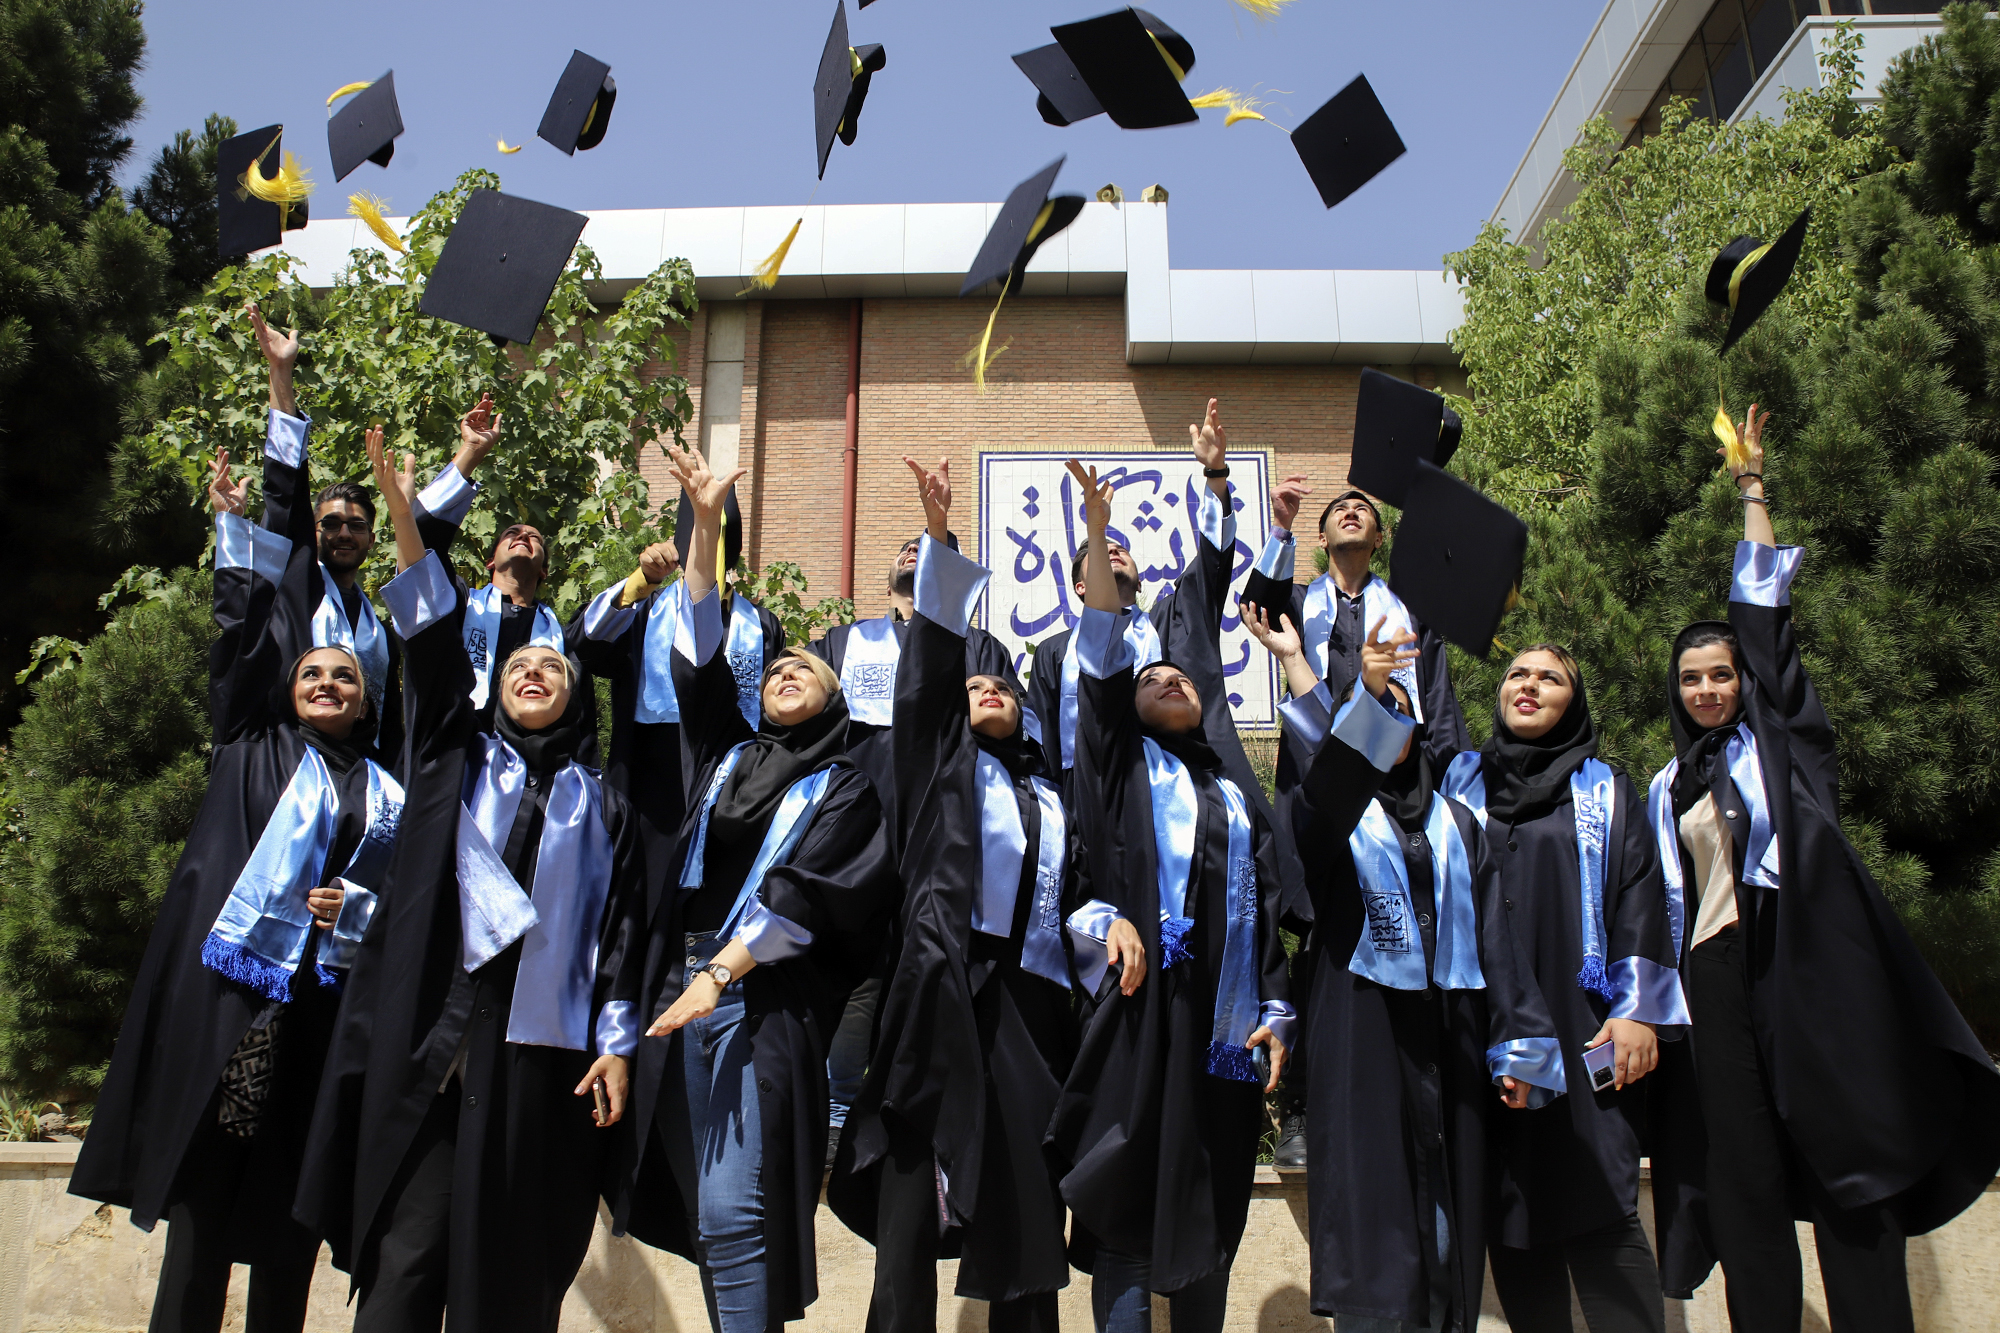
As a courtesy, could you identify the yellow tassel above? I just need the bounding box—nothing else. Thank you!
[1229,0,1293,15]
[326,81,372,109]
[1727,241,1773,310]
[240,134,313,232]
[581,98,599,139]
[849,46,864,79]
[960,274,1015,394]
[498,139,522,154]
[1190,88,1271,125]
[1712,389,1750,471]
[1145,29,1187,82]
[738,218,802,295]
[347,193,406,253]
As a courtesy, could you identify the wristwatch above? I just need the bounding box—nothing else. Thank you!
[697,961,734,988]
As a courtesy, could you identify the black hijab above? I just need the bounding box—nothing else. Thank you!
[1667,621,1743,818]
[708,660,852,851]
[1479,652,1599,824]
[1136,658,1223,773]
[971,684,1048,783]
[493,652,601,773]
[1375,683,1432,833]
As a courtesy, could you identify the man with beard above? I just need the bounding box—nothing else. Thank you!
[246,304,404,765]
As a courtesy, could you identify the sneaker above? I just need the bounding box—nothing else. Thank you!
[1273,1113,1307,1173]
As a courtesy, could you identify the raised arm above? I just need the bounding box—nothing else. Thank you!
[1238,471,1311,661]
[209,447,293,744]
[246,303,314,549]
[412,394,501,557]
[566,541,680,677]
[1283,619,1419,841]
[660,439,751,766]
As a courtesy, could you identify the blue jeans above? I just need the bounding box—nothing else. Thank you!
[1090,1251,1229,1333]
[825,973,879,1129]
[672,932,765,1333]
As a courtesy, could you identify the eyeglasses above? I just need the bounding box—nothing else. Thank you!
[319,516,373,536]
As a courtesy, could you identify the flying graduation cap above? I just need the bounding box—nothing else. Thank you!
[1289,75,1406,209]
[217,124,310,257]
[815,0,887,179]
[1707,208,1810,356]
[419,189,587,346]
[327,73,404,182]
[1388,460,1527,657]
[1347,368,1454,507]
[1040,7,1199,130]
[539,51,618,155]
[960,157,1087,390]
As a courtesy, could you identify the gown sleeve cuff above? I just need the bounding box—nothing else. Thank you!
[215,511,292,584]
[381,551,457,634]
[914,533,990,636]
[618,567,661,609]
[594,1000,639,1058]
[265,408,310,469]
[740,900,814,963]
[1197,484,1236,552]
[1253,530,1295,581]
[1731,541,1803,607]
[1277,681,1335,750]
[413,463,478,525]
[1075,606,1137,679]
[1331,686,1415,772]
[1488,1037,1567,1108]
[1606,956,1692,1032]
[1259,1000,1298,1052]
[677,584,725,665]
[579,582,639,642]
[1065,899,1124,984]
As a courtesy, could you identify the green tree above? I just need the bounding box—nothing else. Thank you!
[1444,3,2000,1039]
[129,112,235,310]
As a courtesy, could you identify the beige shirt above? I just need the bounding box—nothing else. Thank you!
[1679,793,1741,949]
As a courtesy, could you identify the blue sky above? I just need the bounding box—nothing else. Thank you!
[125,0,1605,272]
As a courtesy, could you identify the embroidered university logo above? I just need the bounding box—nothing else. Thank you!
[1230,857,1257,922]
[1035,865,1063,931]
[728,648,761,715]
[1362,887,1410,953]
[847,663,894,700]
[369,790,403,843]
[466,626,489,674]
[1574,789,1607,856]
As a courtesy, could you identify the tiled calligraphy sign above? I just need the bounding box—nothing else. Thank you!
[978,451,1277,729]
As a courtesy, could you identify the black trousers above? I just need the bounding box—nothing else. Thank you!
[866,1119,1059,1333]
[353,1090,458,1333]
[1686,931,1914,1333]
[1488,1212,1662,1333]
[1273,944,1314,1118]
[149,1123,319,1333]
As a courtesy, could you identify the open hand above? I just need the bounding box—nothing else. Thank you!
[637,541,679,584]
[208,449,247,515]
[1271,474,1312,531]
[1247,1025,1288,1094]
[1360,615,1419,699]
[663,440,745,524]
[1241,601,1303,661]
[365,424,417,515]
[246,302,299,371]
[1063,459,1116,533]
[459,393,502,461]
[1190,397,1227,470]
[1721,401,1770,478]
[575,1054,629,1127]
[903,455,952,539]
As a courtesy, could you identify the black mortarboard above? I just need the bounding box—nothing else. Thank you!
[418,189,587,346]
[960,157,1086,296]
[676,486,744,574]
[328,73,403,182]
[538,50,617,155]
[1388,461,1526,657]
[1049,7,1198,130]
[1013,43,1106,127]
[814,1,887,179]
[1347,368,1448,507]
[1436,406,1464,471]
[1290,74,1405,209]
[1707,208,1810,356]
[216,125,308,257]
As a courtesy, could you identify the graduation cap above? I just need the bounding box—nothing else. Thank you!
[1707,208,1810,356]
[217,125,309,257]
[959,157,1086,390]
[1388,460,1527,657]
[418,189,587,346]
[1048,7,1198,130]
[538,50,617,155]
[675,485,744,576]
[1436,406,1464,471]
[814,1,886,179]
[1290,75,1405,209]
[327,73,403,182]
[1014,43,1106,127]
[1346,368,1451,507]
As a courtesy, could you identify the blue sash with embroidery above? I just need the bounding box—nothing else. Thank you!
[1205,778,1264,1082]
[971,755,1072,989]
[1647,726,1781,960]
[635,581,683,725]
[1442,752,1617,1003]
[1060,613,1161,770]
[203,749,404,1001]
[839,616,902,727]
[462,584,565,712]
[681,743,837,936]
[1300,574,1420,718]
[724,596,767,728]
[312,572,390,711]
[1346,793,1483,992]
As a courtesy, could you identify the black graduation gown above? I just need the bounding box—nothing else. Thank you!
[73,515,356,1254]
[1477,766,1671,1248]
[1045,618,1290,1294]
[826,596,1078,1303]
[294,560,646,1333]
[567,583,785,939]
[1283,701,1555,1328]
[1240,565,1467,929]
[812,612,1016,828]
[261,414,405,768]
[615,603,897,1326]
[1649,556,2000,1293]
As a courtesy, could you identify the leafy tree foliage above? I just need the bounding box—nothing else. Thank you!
[1444,6,2000,1039]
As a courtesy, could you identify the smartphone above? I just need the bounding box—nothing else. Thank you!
[1583,1041,1619,1092]
[592,1077,610,1125]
